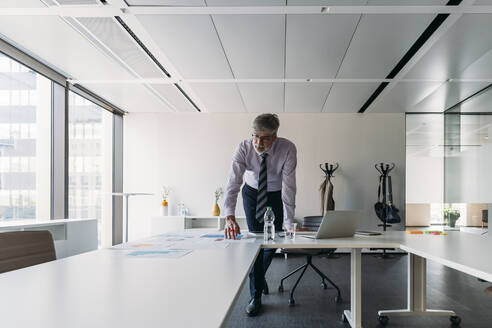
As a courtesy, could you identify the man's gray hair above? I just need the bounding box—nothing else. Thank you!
[253,113,280,134]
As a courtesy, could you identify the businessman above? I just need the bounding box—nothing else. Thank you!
[223,113,297,316]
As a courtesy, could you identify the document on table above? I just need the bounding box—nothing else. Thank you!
[126,250,192,258]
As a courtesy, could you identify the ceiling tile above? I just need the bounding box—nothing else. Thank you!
[285,14,361,79]
[284,83,331,113]
[189,83,245,112]
[84,83,174,112]
[0,0,46,7]
[405,14,492,80]
[410,81,490,112]
[372,81,442,113]
[212,14,284,78]
[150,84,198,112]
[126,0,205,5]
[337,13,437,78]
[136,14,233,79]
[237,83,283,113]
[455,86,492,113]
[0,16,134,80]
[207,0,284,5]
[323,83,378,113]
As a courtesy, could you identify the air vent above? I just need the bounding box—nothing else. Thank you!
[77,17,165,79]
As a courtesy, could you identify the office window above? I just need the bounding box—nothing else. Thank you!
[68,91,113,247]
[0,53,51,221]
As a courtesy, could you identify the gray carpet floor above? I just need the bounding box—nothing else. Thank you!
[224,253,492,328]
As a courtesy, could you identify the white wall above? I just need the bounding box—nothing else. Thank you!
[124,113,405,240]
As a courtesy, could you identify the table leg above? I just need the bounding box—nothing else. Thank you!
[377,253,458,325]
[343,248,362,328]
[124,194,129,243]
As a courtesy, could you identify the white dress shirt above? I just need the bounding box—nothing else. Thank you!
[223,137,297,227]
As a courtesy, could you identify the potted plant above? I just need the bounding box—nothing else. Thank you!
[212,187,224,216]
[443,207,460,228]
[161,186,172,216]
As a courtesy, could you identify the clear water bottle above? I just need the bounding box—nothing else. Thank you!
[263,206,275,242]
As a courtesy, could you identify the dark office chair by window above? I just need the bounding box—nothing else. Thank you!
[278,216,341,306]
[0,231,56,274]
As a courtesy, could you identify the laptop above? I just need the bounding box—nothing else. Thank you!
[303,210,363,239]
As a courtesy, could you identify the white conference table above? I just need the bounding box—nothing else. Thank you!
[0,231,490,328]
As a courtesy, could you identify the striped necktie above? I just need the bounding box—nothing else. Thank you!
[256,153,268,223]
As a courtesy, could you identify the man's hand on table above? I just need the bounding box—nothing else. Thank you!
[225,216,241,239]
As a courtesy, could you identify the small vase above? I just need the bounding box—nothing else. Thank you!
[212,202,220,216]
[161,200,169,216]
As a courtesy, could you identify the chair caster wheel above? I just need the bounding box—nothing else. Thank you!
[378,315,389,326]
[278,285,284,293]
[342,313,348,323]
[335,295,342,303]
[450,316,461,326]
[321,282,327,289]
[288,298,295,306]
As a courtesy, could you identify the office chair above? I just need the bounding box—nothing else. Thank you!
[278,216,342,306]
[0,230,56,274]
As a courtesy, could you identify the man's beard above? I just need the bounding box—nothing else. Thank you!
[254,143,269,155]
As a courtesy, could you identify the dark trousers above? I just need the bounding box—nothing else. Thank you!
[242,184,283,299]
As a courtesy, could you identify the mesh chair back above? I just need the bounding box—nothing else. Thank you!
[0,231,56,274]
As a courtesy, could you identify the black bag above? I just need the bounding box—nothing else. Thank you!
[385,176,401,224]
[374,175,401,224]
[374,175,386,220]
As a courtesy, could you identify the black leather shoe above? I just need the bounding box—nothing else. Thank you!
[263,281,269,295]
[245,298,262,317]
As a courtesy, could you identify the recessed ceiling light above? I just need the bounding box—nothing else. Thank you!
[321,7,330,14]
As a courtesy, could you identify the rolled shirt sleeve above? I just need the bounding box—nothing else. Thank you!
[223,142,246,217]
[281,143,297,228]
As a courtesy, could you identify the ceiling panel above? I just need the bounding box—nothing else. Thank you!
[337,13,437,78]
[189,83,245,112]
[0,16,134,80]
[211,15,284,78]
[126,0,205,5]
[136,15,232,79]
[150,84,197,112]
[289,0,446,4]
[207,0,284,5]
[237,83,283,113]
[368,0,447,4]
[459,49,492,79]
[285,14,361,79]
[456,86,492,113]
[0,0,46,7]
[372,81,442,113]
[284,83,331,113]
[405,14,492,80]
[56,0,100,4]
[84,83,174,112]
[409,81,490,113]
[323,83,378,113]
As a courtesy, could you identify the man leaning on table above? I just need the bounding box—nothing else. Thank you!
[223,113,297,317]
